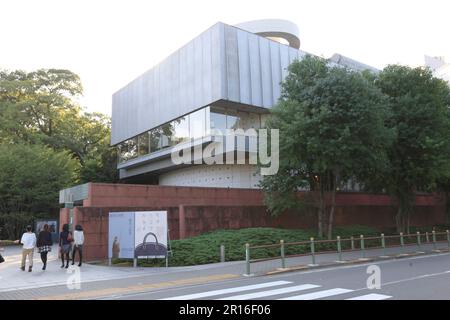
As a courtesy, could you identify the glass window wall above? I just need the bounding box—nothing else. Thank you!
[138,133,149,156]
[210,106,227,133]
[117,105,266,163]
[170,115,189,145]
[190,109,205,139]
[226,110,239,130]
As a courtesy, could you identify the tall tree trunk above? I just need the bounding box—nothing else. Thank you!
[317,187,325,238]
[395,195,409,234]
[445,191,450,224]
[395,206,403,234]
[406,213,411,235]
[317,206,323,238]
[396,191,414,234]
[327,189,336,240]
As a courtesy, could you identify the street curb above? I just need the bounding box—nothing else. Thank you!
[263,249,450,276]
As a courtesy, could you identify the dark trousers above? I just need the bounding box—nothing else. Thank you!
[40,251,48,265]
[72,245,83,264]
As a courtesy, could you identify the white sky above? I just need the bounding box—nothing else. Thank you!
[1,0,449,116]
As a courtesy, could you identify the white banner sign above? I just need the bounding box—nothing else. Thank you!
[134,211,168,259]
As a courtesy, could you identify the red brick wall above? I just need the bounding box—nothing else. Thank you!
[66,203,447,261]
[59,208,70,231]
[83,183,264,207]
[83,183,447,208]
[72,206,180,261]
[332,205,446,228]
[59,184,448,261]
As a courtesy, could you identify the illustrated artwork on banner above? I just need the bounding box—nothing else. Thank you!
[108,212,135,259]
[134,211,168,259]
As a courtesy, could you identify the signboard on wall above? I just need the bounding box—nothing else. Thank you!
[134,211,168,259]
[35,220,58,243]
[108,212,135,259]
[108,211,168,260]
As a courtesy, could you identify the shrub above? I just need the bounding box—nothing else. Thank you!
[133,226,381,267]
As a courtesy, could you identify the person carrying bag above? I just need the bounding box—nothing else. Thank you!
[59,224,73,268]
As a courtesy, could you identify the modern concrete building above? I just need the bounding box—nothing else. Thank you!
[111,19,375,189]
[425,55,450,83]
[59,29,448,257]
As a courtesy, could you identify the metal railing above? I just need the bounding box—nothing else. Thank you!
[244,230,450,276]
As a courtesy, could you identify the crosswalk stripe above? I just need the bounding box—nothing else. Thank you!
[279,288,353,300]
[346,293,392,300]
[217,284,320,300]
[159,281,292,300]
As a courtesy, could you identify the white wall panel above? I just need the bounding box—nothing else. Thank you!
[202,28,213,104]
[237,30,251,105]
[247,32,262,107]
[259,37,273,107]
[225,26,240,102]
[159,164,261,189]
[270,41,282,104]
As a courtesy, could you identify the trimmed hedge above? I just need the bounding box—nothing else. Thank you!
[114,224,450,267]
[0,240,17,246]
[127,225,380,267]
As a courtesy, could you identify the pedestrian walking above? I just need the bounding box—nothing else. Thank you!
[0,226,4,264]
[37,224,53,270]
[72,224,84,267]
[0,246,4,264]
[59,224,73,268]
[19,225,36,272]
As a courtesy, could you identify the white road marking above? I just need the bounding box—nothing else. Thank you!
[159,280,292,300]
[347,293,392,300]
[217,284,320,300]
[279,288,353,300]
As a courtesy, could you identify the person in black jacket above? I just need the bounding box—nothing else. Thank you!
[59,224,73,268]
[0,247,4,264]
[37,224,53,270]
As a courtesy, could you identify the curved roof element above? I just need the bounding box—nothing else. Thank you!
[235,19,300,49]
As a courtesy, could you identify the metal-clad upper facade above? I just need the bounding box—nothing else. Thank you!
[111,22,305,145]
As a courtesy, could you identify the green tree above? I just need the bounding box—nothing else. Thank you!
[49,110,119,183]
[0,143,79,214]
[375,65,450,233]
[0,69,82,144]
[261,56,392,239]
[0,69,118,183]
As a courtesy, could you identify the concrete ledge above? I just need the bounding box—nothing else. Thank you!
[396,253,410,257]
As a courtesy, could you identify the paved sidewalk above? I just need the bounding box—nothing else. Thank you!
[0,245,245,295]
